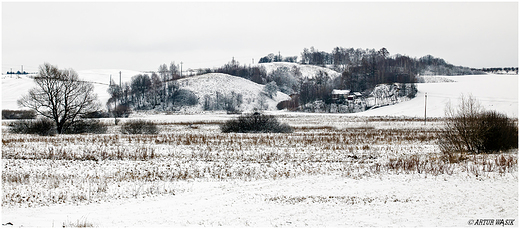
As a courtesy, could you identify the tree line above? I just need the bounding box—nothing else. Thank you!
[107,62,198,115]
[105,46,489,113]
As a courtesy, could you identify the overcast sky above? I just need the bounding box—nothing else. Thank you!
[2,2,518,73]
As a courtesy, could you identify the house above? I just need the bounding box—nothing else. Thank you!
[331,89,350,101]
[332,89,362,102]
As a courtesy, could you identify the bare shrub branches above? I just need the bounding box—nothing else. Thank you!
[220,112,293,133]
[121,120,159,134]
[439,94,518,157]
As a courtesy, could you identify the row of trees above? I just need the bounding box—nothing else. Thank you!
[300,47,484,76]
[480,67,518,74]
[258,52,298,63]
[107,63,198,113]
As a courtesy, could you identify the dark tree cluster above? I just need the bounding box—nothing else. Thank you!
[6,70,29,75]
[481,67,518,74]
[107,62,198,113]
[418,55,484,76]
[258,52,298,63]
[212,58,269,84]
[300,46,484,76]
[220,112,293,133]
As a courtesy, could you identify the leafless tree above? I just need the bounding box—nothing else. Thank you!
[18,63,100,134]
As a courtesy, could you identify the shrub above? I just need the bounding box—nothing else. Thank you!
[81,111,110,119]
[8,118,56,136]
[439,95,518,158]
[112,104,132,118]
[63,119,108,134]
[173,89,199,107]
[220,112,293,133]
[476,110,518,152]
[121,119,159,134]
[2,110,36,119]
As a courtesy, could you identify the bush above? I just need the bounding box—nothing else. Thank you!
[439,95,518,158]
[112,104,132,118]
[476,110,518,152]
[173,89,199,107]
[8,118,56,136]
[121,119,159,134]
[81,111,110,119]
[63,119,108,134]
[2,110,36,119]
[220,112,293,133]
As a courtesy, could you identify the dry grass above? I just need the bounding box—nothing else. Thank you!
[2,116,517,207]
[63,216,95,228]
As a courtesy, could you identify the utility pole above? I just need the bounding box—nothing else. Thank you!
[180,62,183,78]
[424,92,428,125]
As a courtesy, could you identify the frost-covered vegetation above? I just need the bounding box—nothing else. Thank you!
[2,115,517,210]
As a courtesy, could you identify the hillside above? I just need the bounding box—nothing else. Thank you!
[176,73,290,112]
[357,74,518,118]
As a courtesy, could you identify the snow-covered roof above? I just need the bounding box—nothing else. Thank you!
[332,89,350,95]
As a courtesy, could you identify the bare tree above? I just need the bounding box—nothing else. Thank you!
[18,63,100,134]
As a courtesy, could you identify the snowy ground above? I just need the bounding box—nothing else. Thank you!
[2,174,517,227]
[2,115,518,227]
[1,73,518,227]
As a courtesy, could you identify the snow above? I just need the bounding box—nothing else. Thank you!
[1,69,144,111]
[2,68,517,118]
[2,174,516,227]
[1,70,518,227]
[1,74,35,110]
[358,74,518,118]
[1,71,289,112]
[258,62,341,80]
[176,73,290,112]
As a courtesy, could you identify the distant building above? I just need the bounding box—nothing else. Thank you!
[331,89,350,101]
[332,89,362,101]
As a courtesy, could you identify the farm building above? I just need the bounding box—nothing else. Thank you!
[332,89,362,101]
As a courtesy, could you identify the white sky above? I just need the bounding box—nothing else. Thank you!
[2,2,518,73]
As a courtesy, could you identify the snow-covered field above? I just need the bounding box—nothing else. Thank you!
[2,115,518,227]
[1,73,518,227]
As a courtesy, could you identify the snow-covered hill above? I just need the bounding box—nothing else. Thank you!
[176,73,290,112]
[1,69,144,110]
[257,62,341,80]
[2,69,517,118]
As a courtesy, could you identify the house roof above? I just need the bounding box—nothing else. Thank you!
[332,89,350,95]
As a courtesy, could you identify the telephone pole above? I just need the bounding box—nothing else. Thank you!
[424,92,428,125]
[180,62,183,78]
